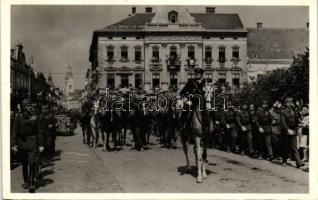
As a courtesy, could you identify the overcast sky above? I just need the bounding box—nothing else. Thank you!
[11,5,309,90]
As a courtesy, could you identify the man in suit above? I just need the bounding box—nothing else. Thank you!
[11,99,45,193]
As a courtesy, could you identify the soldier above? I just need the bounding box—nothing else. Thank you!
[11,99,45,193]
[280,97,304,168]
[270,101,283,160]
[236,102,255,157]
[46,107,59,157]
[212,105,224,150]
[222,102,238,153]
[255,100,274,161]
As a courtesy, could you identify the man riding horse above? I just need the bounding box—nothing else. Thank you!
[177,66,212,183]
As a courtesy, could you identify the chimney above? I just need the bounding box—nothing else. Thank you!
[206,7,215,14]
[257,22,263,29]
[145,7,152,13]
[132,7,136,15]
[306,22,309,28]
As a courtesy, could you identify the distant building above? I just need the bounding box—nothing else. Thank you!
[63,65,84,109]
[247,23,309,81]
[89,6,248,94]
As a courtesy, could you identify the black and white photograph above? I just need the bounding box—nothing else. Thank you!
[1,0,318,199]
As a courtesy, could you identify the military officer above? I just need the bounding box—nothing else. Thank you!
[11,99,45,193]
[280,97,304,168]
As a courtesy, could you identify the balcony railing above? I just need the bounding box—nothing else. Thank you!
[150,57,161,64]
[204,57,213,64]
[106,58,115,64]
[166,56,181,66]
[119,57,129,62]
[231,57,241,65]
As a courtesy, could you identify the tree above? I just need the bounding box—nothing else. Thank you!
[234,48,309,105]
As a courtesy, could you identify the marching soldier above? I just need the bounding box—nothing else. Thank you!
[254,100,274,160]
[222,102,238,153]
[46,107,59,157]
[280,97,304,168]
[236,102,255,157]
[212,105,224,150]
[11,99,45,193]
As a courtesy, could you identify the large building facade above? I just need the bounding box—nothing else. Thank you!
[89,7,248,94]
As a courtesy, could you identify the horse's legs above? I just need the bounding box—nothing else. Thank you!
[181,135,190,172]
[194,136,203,183]
[91,127,96,148]
[82,127,86,144]
[202,147,207,179]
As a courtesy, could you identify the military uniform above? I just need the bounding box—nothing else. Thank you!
[255,107,273,159]
[212,109,224,149]
[236,109,254,155]
[270,108,282,159]
[280,106,303,166]
[11,110,44,192]
[179,78,206,134]
[222,108,237,152]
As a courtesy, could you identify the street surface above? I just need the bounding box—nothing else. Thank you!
[11,127,309,193]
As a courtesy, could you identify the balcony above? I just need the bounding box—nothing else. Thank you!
[134,59,144,64]
[106,57,115,64]
[150,57,161,64]
[231,57,241,65]
[166,56,181,72]
[119,57,129,63]
[204,57,213,65]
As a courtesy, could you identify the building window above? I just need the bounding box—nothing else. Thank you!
[232,46,239,58]
[69,85,72,90]
[107,46,114,61]
[135,73,142,89]
[205,73,213,83]
[205,46,212,64]
[152,74,160,89]
[218,47,226,63]
[135,46,142,61]
[152,46,160,62]
[121,46,128,61]
[121,74,129,88]
[168,11,178,23]
[232,73,240,89]
[170,72,178,90]
[218,73,226,86]
[170,46,177,57]
[107,74,115,89]
[188,46,195,59]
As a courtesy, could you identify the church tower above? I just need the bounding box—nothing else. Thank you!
[65,65,74,94]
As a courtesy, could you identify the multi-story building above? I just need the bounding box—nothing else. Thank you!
[89,6,248,94]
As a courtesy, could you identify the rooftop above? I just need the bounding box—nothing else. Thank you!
[247,28,309,59]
